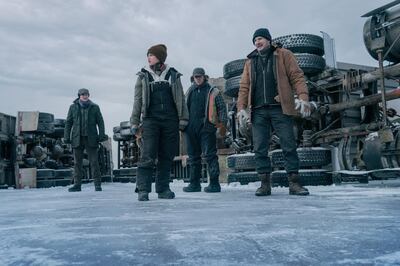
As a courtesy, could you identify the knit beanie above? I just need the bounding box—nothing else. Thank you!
[78,88,89,96]
[147,44,167,63]
[252,28,272,43]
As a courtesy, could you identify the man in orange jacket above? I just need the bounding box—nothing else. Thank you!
[237,28,311,196]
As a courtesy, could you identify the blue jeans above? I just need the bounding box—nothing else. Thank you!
[252,105,299,174]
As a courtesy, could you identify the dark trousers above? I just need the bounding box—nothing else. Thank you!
[137,118,179,193]
[252,106,299,174]
[73,136,101,186]
[185,123,219,182]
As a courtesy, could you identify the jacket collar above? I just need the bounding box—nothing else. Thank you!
[247,43,279,58]
[73,98,94,106]
[143,64,171,82]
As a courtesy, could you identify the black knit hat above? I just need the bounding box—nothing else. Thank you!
[78,88,89,96]
[252,28,272,43]
[147,44,167,63]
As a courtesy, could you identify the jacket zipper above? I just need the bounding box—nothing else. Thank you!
[263,67,267,104]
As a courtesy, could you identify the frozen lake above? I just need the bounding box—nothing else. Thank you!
[1,180,400,265]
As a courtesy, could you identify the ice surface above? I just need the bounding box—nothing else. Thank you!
[0,180,399,265]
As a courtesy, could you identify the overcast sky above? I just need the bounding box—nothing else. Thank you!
[0,0,394,163]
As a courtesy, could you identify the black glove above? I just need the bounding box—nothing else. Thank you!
[99,135,109,142]
[63,138,71,144]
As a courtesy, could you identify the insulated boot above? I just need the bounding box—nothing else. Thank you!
[68,184,81,192]
[288,173,309,196]
[138,192,149,201]
[183,164,202,192]
[94,178,102,191]
[183,183,201,192]
[204,177,221,193]
[255,173,271,196]
[158,188,175,199]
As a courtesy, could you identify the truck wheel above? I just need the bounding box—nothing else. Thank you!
[119,167,137,176]
[113,126,121,133]
[54,119,65,127]
[37,169,55,179]
[227,171,259,185]
[38,112,54,123]
[113,133,124,141]
[223,59,246,79]
[271,147,331,168]
[120,128,133,138]
[120,121,131,129]
[224,76,241,98]
[273,34,324,56]
[271,169,332,186]
[36,122,55,135]
[294,53,326,75]
[227,153,256,170]
[54,169,73,178]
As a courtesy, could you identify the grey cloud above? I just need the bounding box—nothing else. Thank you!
[0,0,392,163]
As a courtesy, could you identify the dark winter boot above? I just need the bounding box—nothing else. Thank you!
[255,173,271,196]
[94,178,102,191]
[204,177,221,193]
[288,173,309,196]
[138,191,149,201]
[68,184,81,192]
[183,164,202,192]
[158,188,175,199]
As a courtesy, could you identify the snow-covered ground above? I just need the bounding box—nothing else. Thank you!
[1,180,400,266]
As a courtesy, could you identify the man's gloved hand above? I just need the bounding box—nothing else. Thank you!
[63,138,71,144]
[99,134,109,142]
[295,99,312,118]
[237,109,250,128]
[218,125,227,137]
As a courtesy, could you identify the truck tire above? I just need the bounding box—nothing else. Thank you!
[227,153,256,170]
[294,53,326,75]
[37,179,71,188]
[54,169,73,178]
[273,34,324,56]
[224,76,241,98]
[36,122,55,135]
[120,121,131,129]
[271,147,331,168]
[271,169,332,186]
[54,119,65,127]
[120,128,132,138]
[113,133,124,141]
[38,112,54,123]
[113,126,121,133]
[49,127,64,138]
[223,59,246,79]
[227,171,260,185]
[119,167,137,176]
[37,169,55,179]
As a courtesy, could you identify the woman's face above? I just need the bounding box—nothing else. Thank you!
[147,53,160,66]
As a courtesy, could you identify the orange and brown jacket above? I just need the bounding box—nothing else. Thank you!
[237,44,309,116]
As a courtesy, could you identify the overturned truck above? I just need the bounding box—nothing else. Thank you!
[223,1,400,185]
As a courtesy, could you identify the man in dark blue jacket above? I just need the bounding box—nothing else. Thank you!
[184,68,227,193]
